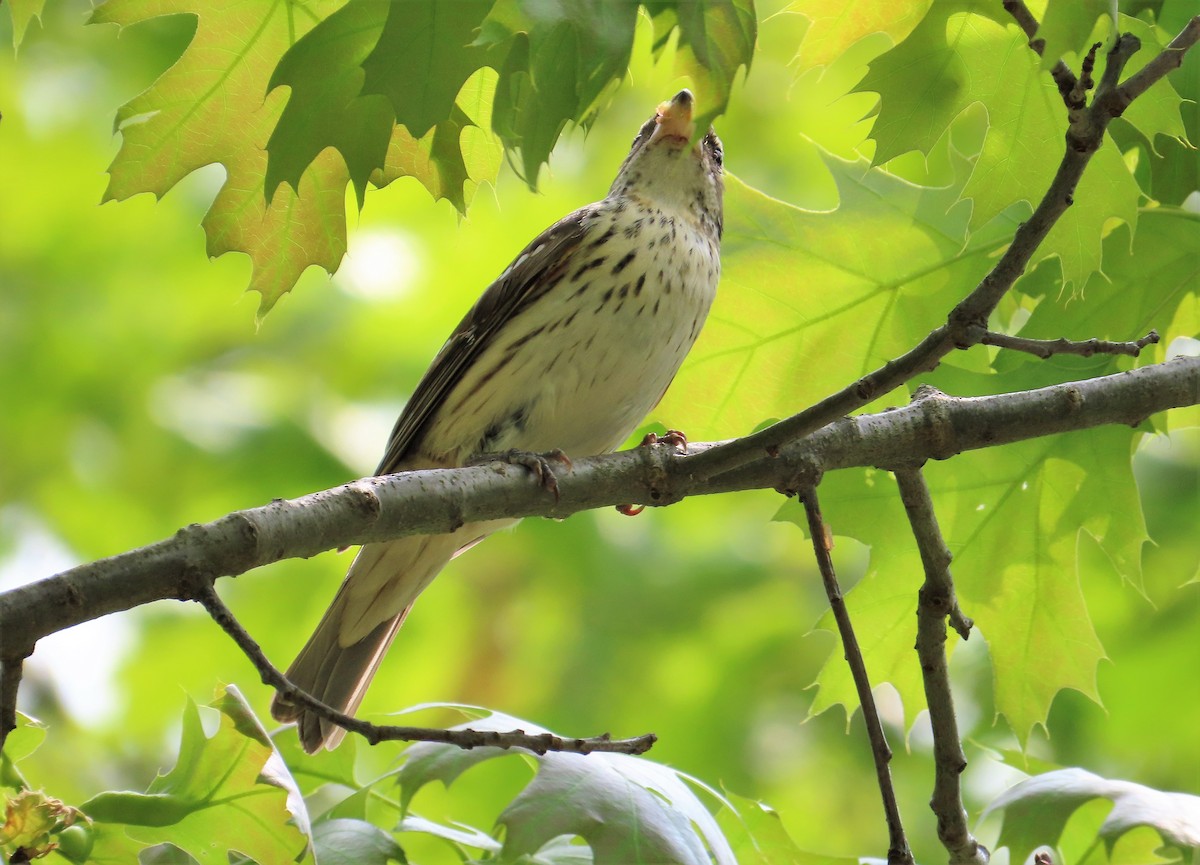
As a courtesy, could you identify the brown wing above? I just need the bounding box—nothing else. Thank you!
[374,205,599,475]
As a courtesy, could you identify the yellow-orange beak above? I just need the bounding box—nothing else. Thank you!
[651,89,696,143]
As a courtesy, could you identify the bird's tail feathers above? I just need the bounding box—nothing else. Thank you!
[270,537,457,752]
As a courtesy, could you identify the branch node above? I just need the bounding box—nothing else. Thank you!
[1079,42,1101,93]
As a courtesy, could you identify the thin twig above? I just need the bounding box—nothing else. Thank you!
[798,488,914,865]
[0,657,26,754]
[193,584,655,756]
[980,328,1159,359]
[1067,42,1103,135]
[1117,15,1200,104]
[1001,0,1080,104]
[894,469,987,865]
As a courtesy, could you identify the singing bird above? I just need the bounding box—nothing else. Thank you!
[272,89,725,751]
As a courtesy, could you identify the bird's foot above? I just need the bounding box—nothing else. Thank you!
[471,448,572,501]
[616,429,688,516]
[640,429,688,452]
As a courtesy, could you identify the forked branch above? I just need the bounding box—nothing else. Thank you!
[895,469,987,865]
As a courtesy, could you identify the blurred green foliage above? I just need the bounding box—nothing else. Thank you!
[0,0,1197,863]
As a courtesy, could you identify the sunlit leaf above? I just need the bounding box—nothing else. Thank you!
[660,152,1017,438]
[648,0,757,132]
[779,360,1148,740]
[1114,15,1191,153]
[478,0,640,185]
[857,3,1158,293]
[6,0,45,47]
[715,791,850,865]
[90,0,349,314]
[1037,0,1110,70]
[0,712,47,777]
[82,687,308,863]
[1010,209,1200,373]
[785,0,932,76]
[266,0,393,207]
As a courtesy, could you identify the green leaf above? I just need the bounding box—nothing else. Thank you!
[785,0,933,76]
[82,686,308,863]
[983,768,1200,863]
[1010,209,1200,374]
[780,360,1150,740]
[273,726,360,796]
[1114,14,1190,153]
[6,0,45,47]
[266,0,394,207]
[353,0,505,209]
[480,0,640,186]
[90,0,348,314]
[648,0,757,132]
[1,712,47,783]
[658,152,1017,439]
[369,70,504,213]
[1136,2,1199,204]
[396,707,736,865]
[776,468,934,724]
[956,440,1111,740]
[1037,0,1110,70]
[264,0,504,217]
[361,0,496,140]
[858,2,1008,166]
[314,818,407,865]
[858,2,1142,292]
[715,791,852,865]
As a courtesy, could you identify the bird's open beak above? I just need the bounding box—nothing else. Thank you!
[651,89,696,144]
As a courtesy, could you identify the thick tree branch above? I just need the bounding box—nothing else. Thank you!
[0,356,1195,667]
[195,585,654,755]
[799,488,913,865]
[685,14,1199,480]
[895,469,986,865]
[0,659,25,749]
[4,0,1198,748]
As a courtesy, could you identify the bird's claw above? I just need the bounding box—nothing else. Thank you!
[474,448,572,501]
[639,429,688,452]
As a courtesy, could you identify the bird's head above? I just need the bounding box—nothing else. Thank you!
[609,89,724,238]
